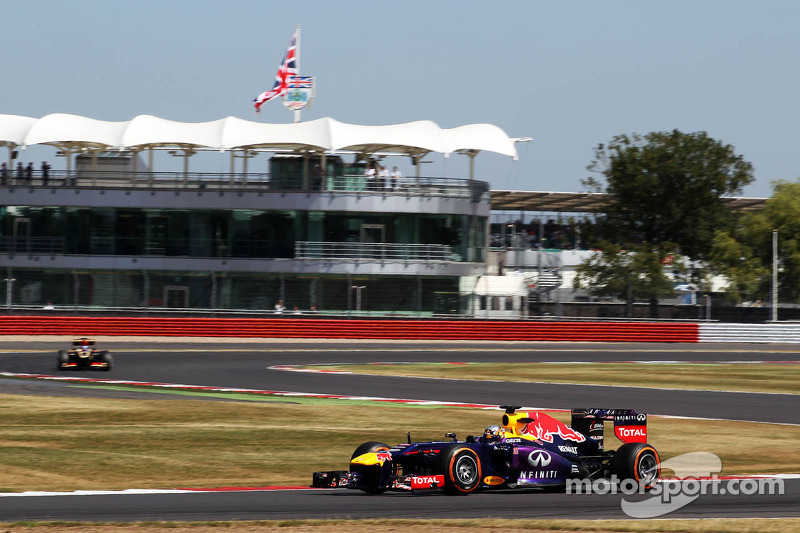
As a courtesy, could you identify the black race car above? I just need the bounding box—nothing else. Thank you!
[313,405,660,495]
[57,338,113,371]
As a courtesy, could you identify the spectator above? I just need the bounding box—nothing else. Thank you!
[16,162,24,183]
[41,161,50,186]
[25,162,33,184]
[364,163,376,190]
[0,162,7,185]
[391,166,402,190]
[292,306,302,315]
[378,165,389,189]
[274,299,286,314]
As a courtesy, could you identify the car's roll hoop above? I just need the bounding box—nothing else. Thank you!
[499,405,534,436]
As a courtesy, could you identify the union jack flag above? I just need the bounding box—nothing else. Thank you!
[254,30,298,113]
[287,76,313,89]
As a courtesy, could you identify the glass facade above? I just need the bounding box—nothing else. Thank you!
[0,206,486,262]
[1,268,461,314]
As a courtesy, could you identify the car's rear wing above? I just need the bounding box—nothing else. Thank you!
[570,408,648,451]
[72,338,95,346]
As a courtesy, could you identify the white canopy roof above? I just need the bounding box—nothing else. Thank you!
[0,113,524,159]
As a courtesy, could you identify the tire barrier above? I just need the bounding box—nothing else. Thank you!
[699,323,800,343]
[0,316,699,343]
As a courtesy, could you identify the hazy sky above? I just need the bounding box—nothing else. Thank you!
[4,0,798,198]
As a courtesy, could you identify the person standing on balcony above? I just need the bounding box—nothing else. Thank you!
[274,299,286,314]
[41,161,50,186]
[365,163,375,190]
[379,165,389,190]
[25,162,33,184]
[0,163,7,185]
[16,162,24,184]
[391,166,402,190]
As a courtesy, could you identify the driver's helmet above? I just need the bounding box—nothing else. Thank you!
[483,424,504,442]
[80,339,90,346]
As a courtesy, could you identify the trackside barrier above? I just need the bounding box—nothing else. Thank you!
[0,316,699,342]
[700,323,800,343]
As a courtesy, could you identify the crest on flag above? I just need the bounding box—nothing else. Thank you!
[283,75,315,111]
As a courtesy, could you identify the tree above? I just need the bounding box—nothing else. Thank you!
[573,241,683,317]
[707,229,768,303]
[586,130,754,260]
[710,179,800,303]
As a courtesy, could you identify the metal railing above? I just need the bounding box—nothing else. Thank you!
[0,236,65,254]
[295,241,456,262]
[1,170,490,202]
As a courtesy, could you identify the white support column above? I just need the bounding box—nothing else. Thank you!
[772,229,778,322]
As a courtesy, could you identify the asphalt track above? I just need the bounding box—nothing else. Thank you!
[0,339,798,521]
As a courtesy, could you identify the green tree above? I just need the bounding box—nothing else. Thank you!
[707,229,768,303]
[586,130,754,260]
[710,179,800,303]
[573,241,682,317]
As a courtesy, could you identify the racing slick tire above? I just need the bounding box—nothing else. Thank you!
[56,350,68,371]
[350,441,390,494]
[611,442,661,491]
[99,350,113,371]
[350,441,390,460]
[439,445,482,495]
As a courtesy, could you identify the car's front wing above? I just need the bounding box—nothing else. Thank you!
[311,470,445,492]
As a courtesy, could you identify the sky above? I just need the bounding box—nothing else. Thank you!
[3,0,799,198]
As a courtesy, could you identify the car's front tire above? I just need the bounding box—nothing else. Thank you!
[56,350,68,370]
[440,445,482,495]
[350,441,390,494]
[99,350,113,371]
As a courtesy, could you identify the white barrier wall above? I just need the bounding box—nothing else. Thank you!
[700,323,800,343]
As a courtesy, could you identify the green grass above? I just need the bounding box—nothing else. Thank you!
[0,391,798,492]
[0,393,498,491]
[293,362,800,394]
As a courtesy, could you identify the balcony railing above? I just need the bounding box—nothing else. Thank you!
[1,170,490,202]
[0,236,65,254]
[0,237,457,262]
[295,241,456,262]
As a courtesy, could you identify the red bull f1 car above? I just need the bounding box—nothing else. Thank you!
[57,338,113,371]
[312,405,660,495]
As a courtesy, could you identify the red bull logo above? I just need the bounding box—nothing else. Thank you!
[375,452,392,462]
[522,412,586,443]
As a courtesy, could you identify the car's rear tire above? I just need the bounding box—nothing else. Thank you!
[56,350,68,370]
[99,350,113,371]
[440,445,482,495]
[350,441,390,494]
[611,442,661,491]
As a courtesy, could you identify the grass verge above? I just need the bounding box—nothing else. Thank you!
[293,362,800,394]
[0,392,798,492]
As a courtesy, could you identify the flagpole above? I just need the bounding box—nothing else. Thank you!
[294,24,301,124]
